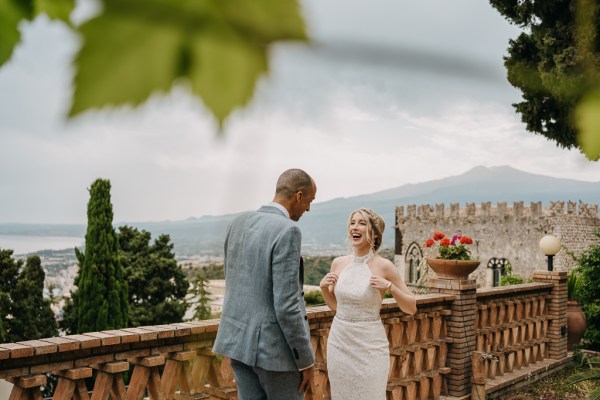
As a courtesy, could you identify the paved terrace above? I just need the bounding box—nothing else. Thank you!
[0,270,570,400]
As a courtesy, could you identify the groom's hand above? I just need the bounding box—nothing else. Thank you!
[298,365,314,393]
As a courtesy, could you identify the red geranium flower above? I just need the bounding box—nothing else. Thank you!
[433,231,445,241]
[460,236,473,245]
[424,230,476,261]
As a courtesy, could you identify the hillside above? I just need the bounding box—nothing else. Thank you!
[1,166,598,256]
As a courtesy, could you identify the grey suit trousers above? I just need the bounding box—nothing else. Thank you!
[231,358,304,400]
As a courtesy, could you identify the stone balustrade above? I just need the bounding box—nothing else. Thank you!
[472,270,569,399]
[474,283,553,379]
[0,272,569,400]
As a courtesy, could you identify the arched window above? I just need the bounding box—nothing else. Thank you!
[487,257,510,287]
[405,242,423,284]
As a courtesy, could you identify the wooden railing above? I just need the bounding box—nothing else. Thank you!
[473,283,554,381]
[0,270,569,400]
[0,295,454,400]
[470,271,569,399]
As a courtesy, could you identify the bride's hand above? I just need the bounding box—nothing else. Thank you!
[370,275,392,291]
[320,272,338,289]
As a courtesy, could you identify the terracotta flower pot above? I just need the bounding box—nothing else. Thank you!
[425,258,481,279]
[567,300,587,351]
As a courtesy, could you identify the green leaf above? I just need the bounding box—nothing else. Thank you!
[188,25,268,127]
[590,357,600,365]
[70,0,307,125]
[0,0,33,66]
[590,384,600,400]
[217,0,307,42]
[565,369,600,385]
[34,0,75,23]
[575,89,600,161]
[70,11,185,116]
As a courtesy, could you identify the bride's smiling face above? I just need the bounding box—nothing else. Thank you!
[348,212,373,251]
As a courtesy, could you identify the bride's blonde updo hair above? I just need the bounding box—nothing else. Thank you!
[347,208,385,252]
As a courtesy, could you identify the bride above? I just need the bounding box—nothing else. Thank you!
[320,208,417,399]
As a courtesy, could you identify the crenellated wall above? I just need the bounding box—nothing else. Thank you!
[395,201,600,287]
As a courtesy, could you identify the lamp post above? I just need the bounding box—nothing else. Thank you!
[539,235,561,271]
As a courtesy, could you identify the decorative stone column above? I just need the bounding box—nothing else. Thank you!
[427,274,478,398]
[532,270,568,359]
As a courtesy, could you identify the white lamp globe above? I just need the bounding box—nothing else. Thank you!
[539,235,561,256]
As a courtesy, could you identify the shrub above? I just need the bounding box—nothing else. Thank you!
[577,231,600,351]
[304,290,325,306]
[568,267,583,302]
[499,264,527,286]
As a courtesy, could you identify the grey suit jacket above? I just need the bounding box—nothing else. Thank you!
[212,206,315,371]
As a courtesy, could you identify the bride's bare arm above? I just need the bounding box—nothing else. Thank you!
[388,270,417,315]
[319,257,345,311]
[371,259,417,315]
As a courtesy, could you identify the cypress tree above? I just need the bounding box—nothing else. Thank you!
[75,178,128,333]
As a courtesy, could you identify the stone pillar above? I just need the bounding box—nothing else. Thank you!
[427,275,478,398]
[532,270,568,359]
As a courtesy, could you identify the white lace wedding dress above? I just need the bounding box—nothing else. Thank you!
[327,252,390,399]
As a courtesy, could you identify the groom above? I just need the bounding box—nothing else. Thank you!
[213,169,317,400]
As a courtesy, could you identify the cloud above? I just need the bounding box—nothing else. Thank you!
[0,1,598,225]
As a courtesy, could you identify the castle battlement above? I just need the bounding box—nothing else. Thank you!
[395,200,599,223]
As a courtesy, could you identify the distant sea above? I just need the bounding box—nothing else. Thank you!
[0,235,84,255]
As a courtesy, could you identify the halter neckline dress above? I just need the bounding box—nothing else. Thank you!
[327,251,390,399]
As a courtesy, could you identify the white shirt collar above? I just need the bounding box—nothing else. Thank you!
[267,202,290,219]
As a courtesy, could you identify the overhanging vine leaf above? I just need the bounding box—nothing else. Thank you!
[576,89,600,161]
[70,0,307,126]
[34,0,75,23]
[0,0,34,66]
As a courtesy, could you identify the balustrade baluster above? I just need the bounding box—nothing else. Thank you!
[128,355,165,400]
[161,351,195,399]
[53,367,92,400]
[417,375,429,400]
[416,314,430,342]
[7,374,46,400]
[489,303,498,327]
[497,301,506,325]
[480,305,489,329]
[91,361,128,400]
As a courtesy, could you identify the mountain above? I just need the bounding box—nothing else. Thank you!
[298,165,600,252]
[1,166,598,256]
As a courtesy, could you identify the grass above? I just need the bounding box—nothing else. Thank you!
[495,363,595,400]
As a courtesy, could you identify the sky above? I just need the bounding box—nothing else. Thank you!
[1,0,599,225]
